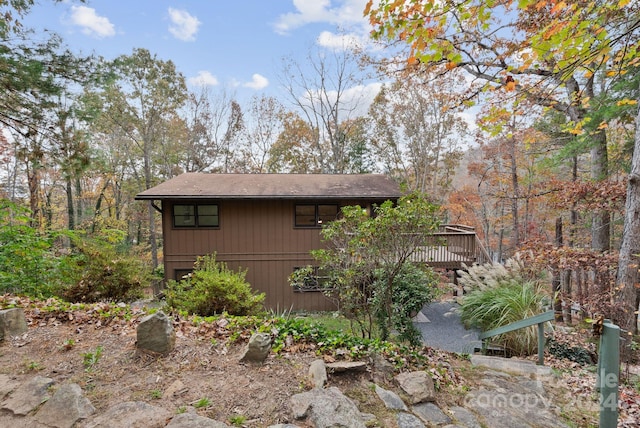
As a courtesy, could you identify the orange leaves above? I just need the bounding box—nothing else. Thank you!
[504,75,516,91]
[363,0,373,16]
[550,0,566,14]
[548,178,626,212]
[407,56,419,66]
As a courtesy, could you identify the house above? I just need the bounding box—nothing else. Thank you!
[135,173,402,311]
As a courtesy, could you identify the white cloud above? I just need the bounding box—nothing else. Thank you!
[274,0,369,35]
[168,8,201,41]
[188,71,219,87]
[70,6,115,38]
[243,74,269,90]
[317,31,364,50]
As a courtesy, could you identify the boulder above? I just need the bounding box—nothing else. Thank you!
[34,383,95,428]
[0,308,28,341]
[290,386,366,428]
[239,333,271,363]
[136,311,176,355]
[374,384,408,411]
[308,359,327,389]
[325,361,367,374]
[395,371,436,404]
[84,401,172,428]
[1,375,53,416]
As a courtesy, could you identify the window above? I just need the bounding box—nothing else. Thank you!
[173,204,219,228]
[295,204,338,227]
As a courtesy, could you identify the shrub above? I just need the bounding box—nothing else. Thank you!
[165,253,264,316]
[0,200,59,297]
[457,257,551,356]
[373,263,439,346]
[460,279,548,356]
[58,233,148,303]
[457,256,545,294]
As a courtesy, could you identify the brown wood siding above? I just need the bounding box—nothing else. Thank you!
[161,199,376,311]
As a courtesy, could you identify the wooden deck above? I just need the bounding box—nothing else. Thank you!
[411,224,491,270]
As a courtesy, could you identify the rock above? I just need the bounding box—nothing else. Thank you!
[0,308,28,341]
[290,386,366,428]
[267,425,302,428]
[395,371,436,404]
[325,361,367,373]
[397,412,426,428]
[0,374,20,401]
[412,402,452,425]
[308,359,327,389]
[374,384,408,411]
[34,383,95,428]
[1,375,53,416]
[370,353,395,384]
[136,311,176,355]
[166,412,230,427]
[239,333,271,363]
[465,371,570,428]
[84,401,172,428]
[163,379,187,399]
[448,406,481,428]
[470,355,552,378]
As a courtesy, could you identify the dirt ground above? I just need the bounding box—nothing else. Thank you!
[0,300,407,427]
[1,297,639,427]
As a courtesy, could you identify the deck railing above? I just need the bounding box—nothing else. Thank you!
[410,224,491,269]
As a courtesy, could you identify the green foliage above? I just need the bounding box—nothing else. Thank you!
[82,345,103,371]
[460,277,549,356]
[547,338,596,366]
[311,193,441,342]
[193,397,210,408]
[59,231,149,303]
[228,415,246,426]
[373,263,439,346]
[0,200,60,297]
[165,253,265,316]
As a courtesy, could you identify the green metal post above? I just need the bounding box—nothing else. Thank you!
[598,320,620,428]
[537,322,545,365]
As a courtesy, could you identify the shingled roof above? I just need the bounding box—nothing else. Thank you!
[135,173,402,200]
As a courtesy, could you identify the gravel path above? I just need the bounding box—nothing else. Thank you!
[414,300,481,354]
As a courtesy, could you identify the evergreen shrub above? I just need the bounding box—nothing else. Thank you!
[165,253,264,316]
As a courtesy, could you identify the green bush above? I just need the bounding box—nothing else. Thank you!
[0,200,59,298]
[460,278,548,356]
[165,253,264,316]
[373,263,439,346]
[59,233,148,303]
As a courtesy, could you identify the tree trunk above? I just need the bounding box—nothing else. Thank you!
[508,136,520,250]
[66,175,75,230]
[614,104,640,334]
[590,130,610,252]
[552,217,563,322]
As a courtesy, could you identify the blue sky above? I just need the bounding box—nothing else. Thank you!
[23,0,378,103]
